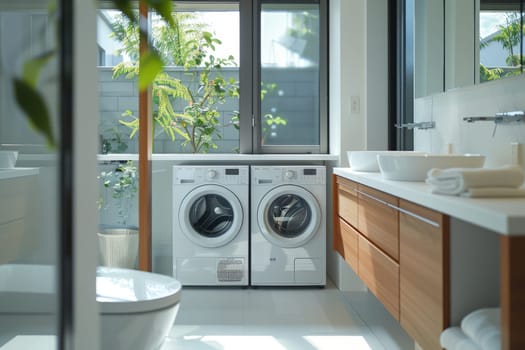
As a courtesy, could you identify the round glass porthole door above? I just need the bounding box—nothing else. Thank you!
[257,185,321,248]
[179,185,243,248]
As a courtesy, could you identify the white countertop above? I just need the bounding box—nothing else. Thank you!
[0,168,39,180]
[334,168,525,236]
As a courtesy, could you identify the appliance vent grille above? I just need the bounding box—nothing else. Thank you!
[217,258,244,282]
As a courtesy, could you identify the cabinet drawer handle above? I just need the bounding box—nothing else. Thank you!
[394,206,440,228]
[356,189,391,207]
[355,187,440,227]
[338,186,357,197]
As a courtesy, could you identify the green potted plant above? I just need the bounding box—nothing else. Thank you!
[97,160,139,268]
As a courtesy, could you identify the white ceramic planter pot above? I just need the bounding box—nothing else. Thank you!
[97,228,138,268]
[0,151,18,168]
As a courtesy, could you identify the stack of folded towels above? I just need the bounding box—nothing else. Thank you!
[440,308,501,350]
[426,165,525,197]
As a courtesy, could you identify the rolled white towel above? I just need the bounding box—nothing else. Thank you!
[461,308,501,350]
[426,165,525,195]
[440,327,482,350]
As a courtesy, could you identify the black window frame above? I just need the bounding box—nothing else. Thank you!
[242,0,328,154]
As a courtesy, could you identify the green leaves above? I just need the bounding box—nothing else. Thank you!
[146,0,175,28]
[109,0,137,23]
[139,50,163,90]
[22,50,55,87]
[13,49,57,148]
[13,78,55,148]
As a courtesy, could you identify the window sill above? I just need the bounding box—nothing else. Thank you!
[97,153,339,162]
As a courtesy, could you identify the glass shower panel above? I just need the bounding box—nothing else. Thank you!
[0,1,60,347]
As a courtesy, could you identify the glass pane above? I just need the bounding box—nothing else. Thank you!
[260,3,320,147]
[479,2,523,82]
[0,1,60,347]
[267,195,311,238]
[155,6,240,153]
[189,194,234,237]
[97,7,140,270]
[98,9,139,155]
[98,4,240,154]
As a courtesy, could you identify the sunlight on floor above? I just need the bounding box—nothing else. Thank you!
[304,335,372,350]
[179,334,373,350]
[183,335,286,350]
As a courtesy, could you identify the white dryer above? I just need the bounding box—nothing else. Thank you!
[173,165,249,286]
[251,166,326,286]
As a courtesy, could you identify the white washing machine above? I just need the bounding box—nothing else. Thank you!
[173,165,249,286]
[251,166,326,286]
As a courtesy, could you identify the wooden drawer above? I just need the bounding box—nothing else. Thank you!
[358,185,399,261]
[399,199,449,350]
[336,177,359,227]
[358,235,400,321]
[334,218,359,272]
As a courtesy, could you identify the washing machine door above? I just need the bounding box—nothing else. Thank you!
[179,184,243,248]
[257,185,321,248]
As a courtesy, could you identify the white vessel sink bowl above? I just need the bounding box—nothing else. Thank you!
[347,151,424,172]
[377,153,485,181]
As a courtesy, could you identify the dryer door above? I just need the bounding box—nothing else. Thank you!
[179,184,243,248]
[257,185,321,248]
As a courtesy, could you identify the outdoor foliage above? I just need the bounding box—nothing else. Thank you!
[480,13,524,82]
[112,12,239,153]
[98,160,138,226]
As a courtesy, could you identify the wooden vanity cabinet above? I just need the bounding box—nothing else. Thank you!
[333,176,359,264]
[334,175,400,320]
[399,199,450,350]
[358,234,400,320]
[335,177,358,226]
[357,185,399,261]
[335,218,359,271]
[334,175,450,349]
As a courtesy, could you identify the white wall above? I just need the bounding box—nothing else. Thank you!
[414,74,525,169]
[328,0,389,291]
[365,0,389,151]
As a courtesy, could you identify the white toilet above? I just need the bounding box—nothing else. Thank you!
[0,264,182,350]
[97,267,182,350]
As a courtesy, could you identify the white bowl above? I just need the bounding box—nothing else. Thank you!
[377,153,486,181]
[0,151,18,168]
[347,151,424,172]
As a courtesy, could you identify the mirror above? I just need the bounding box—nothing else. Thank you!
[415,0,524,98]
[478,0,524,83]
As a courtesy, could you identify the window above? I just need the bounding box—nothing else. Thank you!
[97,0,327,154]
[98,45,106,66]
[257,1,327,153]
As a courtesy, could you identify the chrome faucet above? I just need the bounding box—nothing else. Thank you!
[463,110,525,137]
[463,110,525,124]
[395,121,436,130]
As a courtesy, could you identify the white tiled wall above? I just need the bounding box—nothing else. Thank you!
[414,74,525,169]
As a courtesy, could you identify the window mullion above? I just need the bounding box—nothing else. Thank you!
[239,0,257,153]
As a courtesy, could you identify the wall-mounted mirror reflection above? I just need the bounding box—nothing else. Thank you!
[415,0,524,98]
[479,0,524,83]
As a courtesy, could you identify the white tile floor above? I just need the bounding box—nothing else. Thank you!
[161,280,413,350]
